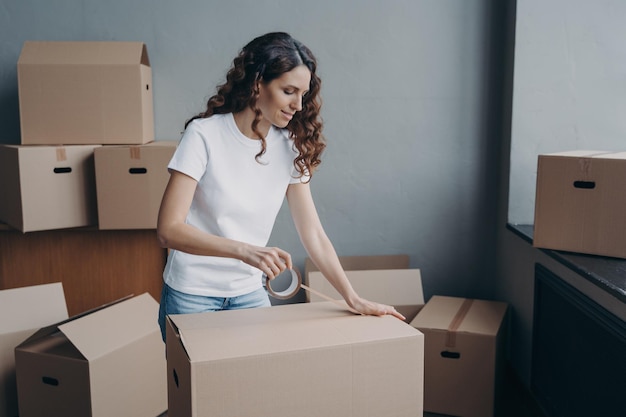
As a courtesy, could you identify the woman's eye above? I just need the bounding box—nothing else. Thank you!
[284,90,294,95]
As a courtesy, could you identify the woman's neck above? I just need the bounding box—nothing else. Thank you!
[233,109,270,139]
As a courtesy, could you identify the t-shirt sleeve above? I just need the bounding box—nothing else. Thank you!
[168,121,209,181]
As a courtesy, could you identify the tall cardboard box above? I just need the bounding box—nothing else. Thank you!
[94,141,177,229]
[0,283,68,417]
[18,41,154,145]
[0,144,100,232]
[410,296,509,417]
[166,301,424,417]
[15,293,167,417]
[533,150,626,259]
[307,268,424,323]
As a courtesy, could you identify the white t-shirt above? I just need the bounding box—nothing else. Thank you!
[163,113,305,297]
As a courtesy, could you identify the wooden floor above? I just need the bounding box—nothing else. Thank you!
[158,366,546,417]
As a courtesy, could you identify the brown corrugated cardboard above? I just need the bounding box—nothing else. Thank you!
[166,301,424,417]
[304,254,410,282]
[307,268,424,322]
[533,150,626,258]
[15,293,167,417]
[94,141,177,229]
[0,144,100,232]
[0,283,68,417]
[18,41,154,145]
[410,295,509,417]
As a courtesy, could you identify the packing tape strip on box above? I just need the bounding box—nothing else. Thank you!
[264,267,361,315]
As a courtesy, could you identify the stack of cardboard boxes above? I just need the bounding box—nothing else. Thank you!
[0,40,177,233]
[0,41,172,417]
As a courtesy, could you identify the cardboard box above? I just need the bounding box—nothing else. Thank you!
[0,144,100,232]
[304,254,410,283]
[533,150,626,258]
[0,283,68,417]
[166,301,424,417]
[410,295,509,417]
[94,141,177,229]
[18,41,154,145]
[15,293,167,417]
[307,268,424,323]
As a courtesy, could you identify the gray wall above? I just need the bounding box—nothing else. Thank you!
[497,0,626,387]
[0,0,504,304]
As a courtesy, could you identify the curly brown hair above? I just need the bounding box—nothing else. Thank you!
[186,32,325,180]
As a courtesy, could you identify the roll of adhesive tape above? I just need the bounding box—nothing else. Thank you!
[265,268,302,300]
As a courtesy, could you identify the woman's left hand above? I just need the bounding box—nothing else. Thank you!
[350,297,406,321]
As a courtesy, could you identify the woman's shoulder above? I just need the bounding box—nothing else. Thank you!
[186,113,230,132]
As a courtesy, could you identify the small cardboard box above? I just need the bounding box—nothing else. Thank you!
[307,268,424,323]
[0,144,100,232]
[0,283,68,417]
[18,41,154,145]
[94,141,177,229]
[533,150,626,259]
[410,295,509,417]
[15,293,167,417]
[166,301,424,417]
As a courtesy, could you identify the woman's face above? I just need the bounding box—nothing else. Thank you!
[257,64,311,129]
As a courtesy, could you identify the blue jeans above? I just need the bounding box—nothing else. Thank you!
[158,283,271,342]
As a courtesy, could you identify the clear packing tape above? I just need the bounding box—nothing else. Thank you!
[264,267,361,315]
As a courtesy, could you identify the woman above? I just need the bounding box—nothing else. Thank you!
[157,32,403,340]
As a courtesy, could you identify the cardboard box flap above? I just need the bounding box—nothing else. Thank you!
[19,41,150,66]
[0,283,67,334]
[411,296,508,336]
[544,150,614,158]
[58,293,158,361]
[308,269,424,306]
[173,302,420,362]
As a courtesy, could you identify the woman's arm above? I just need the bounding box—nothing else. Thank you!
[286,182,405,320]
[156,169,292,278]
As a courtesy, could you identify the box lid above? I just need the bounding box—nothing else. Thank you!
[170,301,420,363]
[410,295,508,336]
[56,293,158,360]
[18,41,150,67]
[0,283,68,334]
[307,269,424,305]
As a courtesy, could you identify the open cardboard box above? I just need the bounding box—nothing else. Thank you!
[15,293,167,417]
[410,295,509,417]
[0,283,68,417]
[307,268,424,323]
[18,41,154,145]
[94,141,177,229]
[166,301,424,417]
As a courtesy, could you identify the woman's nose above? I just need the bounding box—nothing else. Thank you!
[292,95,303,111]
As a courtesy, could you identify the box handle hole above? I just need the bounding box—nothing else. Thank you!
[573,180,595,189]
[441,351,461,359]
[53,167,72,174]
[42,376,59,386]
[173,368,179,388]
[129,168,148,174]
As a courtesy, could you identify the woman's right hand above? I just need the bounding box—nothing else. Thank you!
[240,244,292,280]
